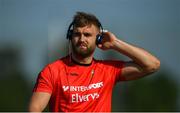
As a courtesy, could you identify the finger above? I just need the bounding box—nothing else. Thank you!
[97,44,102,48]
[100,29,108,33]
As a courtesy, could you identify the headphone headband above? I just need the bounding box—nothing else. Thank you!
[66,21,74,40]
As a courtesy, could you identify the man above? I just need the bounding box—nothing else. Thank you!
[28,12,160,112]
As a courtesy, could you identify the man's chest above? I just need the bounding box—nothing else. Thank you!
[54,66,113,103]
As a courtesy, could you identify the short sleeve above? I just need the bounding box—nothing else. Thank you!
[33,66,53,94]
[112,60,125,82]
[104,60,125,82]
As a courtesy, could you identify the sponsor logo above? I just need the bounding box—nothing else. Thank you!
[62,82,103,103]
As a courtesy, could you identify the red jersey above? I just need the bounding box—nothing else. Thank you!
[33,56,125,112]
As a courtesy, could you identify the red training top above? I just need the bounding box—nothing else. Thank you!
[33,56,125,112]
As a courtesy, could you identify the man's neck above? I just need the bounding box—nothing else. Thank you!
[71,53,93,65]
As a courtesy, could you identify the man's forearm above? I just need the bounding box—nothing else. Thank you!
[112,39,160,73]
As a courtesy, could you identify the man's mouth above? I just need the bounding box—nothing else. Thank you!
[77,43,87,49]
[79,45,87,49]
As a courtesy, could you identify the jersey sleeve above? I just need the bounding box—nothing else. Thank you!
[104,60,125,82]
[112,60,125,82]
[33,65,53,94]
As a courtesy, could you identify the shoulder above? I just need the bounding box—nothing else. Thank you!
[42,56,69,72]
[38,56,69,82]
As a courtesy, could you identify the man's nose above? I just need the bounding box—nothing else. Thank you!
[79,34,85,42]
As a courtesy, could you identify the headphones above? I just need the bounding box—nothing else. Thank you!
[66,21,104,45]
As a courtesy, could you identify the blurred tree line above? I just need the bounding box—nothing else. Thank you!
[0,45,179,111]
[112,72,179,111]
[0,47,30,111]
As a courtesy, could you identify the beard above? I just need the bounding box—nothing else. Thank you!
[71,42,96,58]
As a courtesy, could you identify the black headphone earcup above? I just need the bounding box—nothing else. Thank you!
[96,34,103,45]
[67,30,73,40]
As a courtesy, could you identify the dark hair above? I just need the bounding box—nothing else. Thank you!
[66,12,103,40]
[72,12,101,30]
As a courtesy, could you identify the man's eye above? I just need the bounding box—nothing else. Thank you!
[73,32,80,37]
[84,33,91,37]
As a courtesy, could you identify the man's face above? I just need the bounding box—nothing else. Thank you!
[71,24,99,58]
